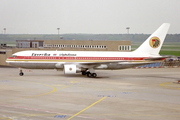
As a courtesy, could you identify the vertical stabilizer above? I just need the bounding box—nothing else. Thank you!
[133,23,170,55]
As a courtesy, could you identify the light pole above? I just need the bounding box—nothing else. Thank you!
[126,27,130,40]
[57,28,60,39]
[4,28,6,34]
[3,28,7,65]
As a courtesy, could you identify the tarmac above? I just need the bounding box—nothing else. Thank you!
[0,67,180,120]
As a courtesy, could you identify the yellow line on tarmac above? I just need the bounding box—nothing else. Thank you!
[21,81,76,98]
[57,84,74,90]
[0,117,9,120]
[0,81,74,102]
[67,97,107,120]
[159,82,180,90]
[25,84,57,98]
[0,83,57,102]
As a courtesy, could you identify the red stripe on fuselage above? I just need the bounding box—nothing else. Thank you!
[8,56,146,61]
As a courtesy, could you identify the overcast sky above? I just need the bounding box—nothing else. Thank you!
[0,0,180,34]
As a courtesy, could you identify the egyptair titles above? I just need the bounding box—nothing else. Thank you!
[31,53,77,56]
[32,53,50,56]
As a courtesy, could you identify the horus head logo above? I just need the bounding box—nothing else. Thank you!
[149,37,160,48]
[69,68,72,71]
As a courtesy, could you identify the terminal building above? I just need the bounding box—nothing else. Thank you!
[1,39,131,66]
[16,40,131,51]
[16,40,44,48]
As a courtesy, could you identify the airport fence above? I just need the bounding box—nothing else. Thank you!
[135,57,180,68]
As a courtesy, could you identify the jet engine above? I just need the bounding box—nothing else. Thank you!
[63,65,81,74]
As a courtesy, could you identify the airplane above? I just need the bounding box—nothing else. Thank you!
[6,23,170,78]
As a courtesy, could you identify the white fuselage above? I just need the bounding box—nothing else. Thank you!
[6,50,154,70]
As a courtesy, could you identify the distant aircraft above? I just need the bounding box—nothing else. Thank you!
[6,23,170,78]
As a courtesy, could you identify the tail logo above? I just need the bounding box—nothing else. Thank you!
[149,37,160,48]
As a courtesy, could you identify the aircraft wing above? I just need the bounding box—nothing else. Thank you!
[75,57,165,69]
[65,60,127,69]
[74,60,149,69]
[78,60,127,65]
[143,56,171,61]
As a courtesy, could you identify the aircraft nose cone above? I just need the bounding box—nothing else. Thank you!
[6,58,10,63]
[6,57,12,64]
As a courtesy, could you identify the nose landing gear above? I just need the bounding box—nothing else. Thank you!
[19,69,24,76]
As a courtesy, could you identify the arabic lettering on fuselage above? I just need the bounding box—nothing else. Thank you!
[59,53,77,56]
[31,53,77,56]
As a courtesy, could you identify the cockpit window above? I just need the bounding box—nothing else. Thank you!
[11,55,17,58]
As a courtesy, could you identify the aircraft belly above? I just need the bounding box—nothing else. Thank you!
[9,62,56,69]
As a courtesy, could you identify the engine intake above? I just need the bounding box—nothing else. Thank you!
[63,65,81,74]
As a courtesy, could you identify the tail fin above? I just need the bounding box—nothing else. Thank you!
[133,23,170,55]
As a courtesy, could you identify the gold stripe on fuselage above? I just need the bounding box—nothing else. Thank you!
[6,59,145,63]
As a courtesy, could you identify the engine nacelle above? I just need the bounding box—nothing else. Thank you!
[63,65,81,74]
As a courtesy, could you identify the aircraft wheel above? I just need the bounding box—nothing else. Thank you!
[82,71,87,75]
[92,73,97,78]
[19,72,24,76]
[87,72,92,77]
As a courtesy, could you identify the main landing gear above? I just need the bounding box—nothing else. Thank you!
[81,71,97,78]
[19,69,24,76]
